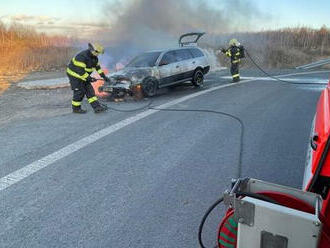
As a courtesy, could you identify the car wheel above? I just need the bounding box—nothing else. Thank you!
[192,69,204,87]
[142,78,158,97]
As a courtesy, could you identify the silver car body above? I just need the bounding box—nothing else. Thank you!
[109,46,210,90]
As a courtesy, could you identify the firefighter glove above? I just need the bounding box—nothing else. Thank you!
[87,76,97,83]
[103,76,111,83]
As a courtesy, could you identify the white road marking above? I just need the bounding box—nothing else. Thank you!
[221,70,330,83]
[221,76,327,84]
[0,69,328,191]
[0,81,250,191]
[272,70,330,78]
[221,76,324,81]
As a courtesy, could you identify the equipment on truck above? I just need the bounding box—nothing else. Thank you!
[199,80,330,248]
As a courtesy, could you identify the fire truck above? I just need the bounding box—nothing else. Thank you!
[199,78,330,248]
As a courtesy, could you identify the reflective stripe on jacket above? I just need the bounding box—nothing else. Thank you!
[225,46,242,64]
[67,49,104,81]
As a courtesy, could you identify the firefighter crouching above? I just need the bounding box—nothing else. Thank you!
[67,43,110,114]
[221,39,245,82]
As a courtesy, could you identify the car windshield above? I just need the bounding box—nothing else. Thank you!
[127,52,161,67]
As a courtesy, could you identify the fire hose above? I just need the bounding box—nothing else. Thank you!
[198,192,278,248]
[92,78,154,112]
[245,50,328,86]
[92,55,327,247]
[92,49,328,247]
[95,49,327,113]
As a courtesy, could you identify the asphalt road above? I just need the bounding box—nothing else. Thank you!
[0,70,328,247]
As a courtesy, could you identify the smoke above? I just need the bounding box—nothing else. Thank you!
[98,0,267,68]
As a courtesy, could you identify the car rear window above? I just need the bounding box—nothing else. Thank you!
[189,48,204,58]
[127,52,161,67]
[175,49,193,61]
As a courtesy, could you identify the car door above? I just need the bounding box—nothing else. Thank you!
[158,50,182,86]
[175,49,195,80]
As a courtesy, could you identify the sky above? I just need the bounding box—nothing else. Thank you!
[0,0,329,38]
[253,0,330,30]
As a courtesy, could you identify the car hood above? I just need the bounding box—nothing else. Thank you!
[110,67,155,83]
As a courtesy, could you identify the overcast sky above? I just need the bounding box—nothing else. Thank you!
[0,0,329,38]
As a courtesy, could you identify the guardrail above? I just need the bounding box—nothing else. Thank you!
[296,58,330,70]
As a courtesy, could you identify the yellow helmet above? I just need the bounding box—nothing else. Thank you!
[229,39,240,47]
[88,43,105,56]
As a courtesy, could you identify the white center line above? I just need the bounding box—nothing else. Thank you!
[0,70,327,191]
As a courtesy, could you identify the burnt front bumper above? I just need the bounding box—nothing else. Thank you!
[99,80,143,99]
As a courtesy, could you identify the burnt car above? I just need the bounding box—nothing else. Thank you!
[100,33,210,97]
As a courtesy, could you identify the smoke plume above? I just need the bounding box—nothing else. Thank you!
[99,0,266,68]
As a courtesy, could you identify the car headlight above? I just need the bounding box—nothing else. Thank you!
[130,76,139,83]
[120,80,131,84]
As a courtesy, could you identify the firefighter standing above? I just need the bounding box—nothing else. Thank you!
[67,43,110,114]
[221,39,245,82]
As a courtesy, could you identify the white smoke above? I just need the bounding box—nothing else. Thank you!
[98,0,267,68]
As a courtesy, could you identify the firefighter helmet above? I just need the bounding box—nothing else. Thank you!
[229,39,240,47]
[88,43,105,56]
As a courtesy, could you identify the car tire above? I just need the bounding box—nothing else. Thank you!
[192,69,204,87]
[142,78,158,97]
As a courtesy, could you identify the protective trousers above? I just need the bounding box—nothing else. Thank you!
[230,62,240,82]
[68,75,100,110]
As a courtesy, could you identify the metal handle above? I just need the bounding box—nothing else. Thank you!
[311,134,318,151]
[315,195,322,220]
[176,65,180,68]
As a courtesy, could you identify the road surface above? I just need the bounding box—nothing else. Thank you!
[0,69,328,247]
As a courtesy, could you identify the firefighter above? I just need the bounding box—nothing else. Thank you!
[221,39,245,82]
[66,43,110,113]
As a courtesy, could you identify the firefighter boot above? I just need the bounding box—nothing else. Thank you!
[93,103,108,113]
[72,106,87,114]
[233,77,240,83]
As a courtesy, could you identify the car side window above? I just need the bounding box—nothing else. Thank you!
[175,49,193,62]
[160,51,177,65]
[189,48,204,58]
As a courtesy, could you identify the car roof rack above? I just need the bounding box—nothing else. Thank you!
[179,32,206,47]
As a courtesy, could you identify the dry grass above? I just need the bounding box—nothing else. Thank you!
[262,27,330,68]
[0,21,76,76]
[0,22,77,94]
[205,26,330,69]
